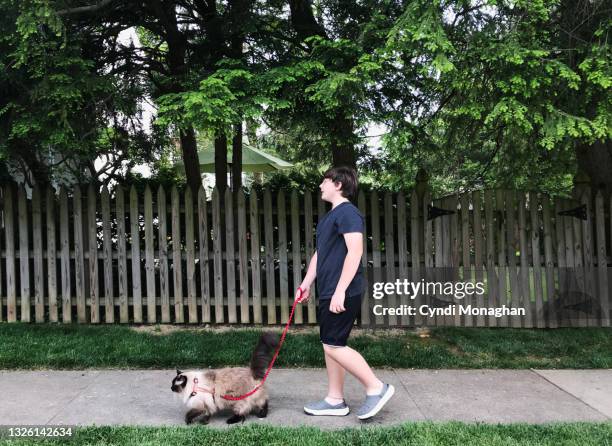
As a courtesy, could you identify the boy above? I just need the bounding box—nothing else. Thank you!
[296,166,395,420]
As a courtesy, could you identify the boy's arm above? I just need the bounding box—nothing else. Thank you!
[297,251,317,302]
[301,250,317,288]
[329,233,363,313]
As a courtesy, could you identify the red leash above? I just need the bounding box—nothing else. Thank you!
[220,287,307,401]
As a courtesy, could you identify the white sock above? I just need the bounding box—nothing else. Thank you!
[366,383,384,396]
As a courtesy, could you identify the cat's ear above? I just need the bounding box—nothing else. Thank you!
[176,369,182,375]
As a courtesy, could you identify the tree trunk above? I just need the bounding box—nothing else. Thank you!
[330,112,357,168]
[289,0,357,168]
[179,128,201,193]
[214,133,228,190]
[11,144,52,188]
[232,123,243,192]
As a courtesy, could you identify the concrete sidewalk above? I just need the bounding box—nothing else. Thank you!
[1,369,610,429]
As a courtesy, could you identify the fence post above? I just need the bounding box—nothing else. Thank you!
[414,168,429,327]
[572,171,591,326]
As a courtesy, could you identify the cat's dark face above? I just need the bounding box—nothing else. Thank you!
[171,370,187,393]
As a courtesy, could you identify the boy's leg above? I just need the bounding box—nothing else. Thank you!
[323,347,346,404]
[322,344,383,395]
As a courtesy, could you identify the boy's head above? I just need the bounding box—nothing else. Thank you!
[319,166,358,202]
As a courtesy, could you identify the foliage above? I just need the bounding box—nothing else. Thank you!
[0,0,609,194]
[368,0,610,194]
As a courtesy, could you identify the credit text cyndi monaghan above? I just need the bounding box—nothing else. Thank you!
[372,304,526,318]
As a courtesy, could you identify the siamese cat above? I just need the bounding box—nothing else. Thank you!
[171,332,279,425]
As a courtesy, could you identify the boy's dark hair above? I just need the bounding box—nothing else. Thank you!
[323,166,358,199]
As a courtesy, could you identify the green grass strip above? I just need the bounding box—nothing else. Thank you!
[0,323,610,369]
[1,422,611,446]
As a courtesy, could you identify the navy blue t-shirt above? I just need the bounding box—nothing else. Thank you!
[315,201,365,300]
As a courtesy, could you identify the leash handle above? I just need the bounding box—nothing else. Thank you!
[221,289,303,401]
[296,286,306,303]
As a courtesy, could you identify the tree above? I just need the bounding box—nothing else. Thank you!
[0,0,154,187]
[370,0,610,194]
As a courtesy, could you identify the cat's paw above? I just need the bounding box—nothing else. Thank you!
[256,402,268,418]
[185,409,202,424]
[226,414,245,424]
[200,414,211,425]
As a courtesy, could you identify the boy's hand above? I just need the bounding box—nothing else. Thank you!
[329,291,346,313]
[296,284,310,303]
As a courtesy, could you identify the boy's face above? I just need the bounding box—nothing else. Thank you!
[319,177,343,202]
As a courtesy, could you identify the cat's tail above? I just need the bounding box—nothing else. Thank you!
[250,332,280,380]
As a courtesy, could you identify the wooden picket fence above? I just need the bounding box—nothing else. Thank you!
[0,180,610,327]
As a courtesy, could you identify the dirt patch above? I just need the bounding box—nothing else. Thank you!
[129,324,320,336]
[128,324,421,338]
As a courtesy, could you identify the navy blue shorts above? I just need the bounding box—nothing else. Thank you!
[317,293,363,347]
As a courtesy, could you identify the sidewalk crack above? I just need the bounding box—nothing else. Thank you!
[46,371,100,425]
[529,369,610,420]
[392,369,429,421]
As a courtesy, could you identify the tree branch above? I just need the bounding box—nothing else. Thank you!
[57,0,115,16]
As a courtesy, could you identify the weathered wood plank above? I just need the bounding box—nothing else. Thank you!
[461,194,471,327]
[505,190,519,328]
[171,186,184,323]
[116,187,128,323]
[17,185,30,322]
[225,188,237,324]
[517,192,530,328]
[358,190,370,326]
[595,191,610,326]
[32,186,44,322]
[528,193,541,328]
[542,196,556,328]
[185,187,198,323]
[4,185,16,322]
[473,191,485,327]
[384,192,396,327]
[74,186,87,323]
[433,197,444,326]
[212,187,224,323]
[571,194,585,327]
[580,188,595,326]
[554,198,567,328]
[237,189,249,323]
[422,190,433,327]
[87,184,99,323]
[448,195,460,327]
[144,185,156,323]
[370,191,383,326]
[263,188,276,324]
[397,192,409,326]
[249,190,262,324]
[496,190,508,327]
[410,190,420,328]
[278,190,289,323]
[46,187,58,322]
[158,186,170,323]
[563,199,575,270]
[304,191,316,322]
[101,186,113,323]
[60,187,72,323]
[484,190,496,327]
[291,190,303,324]
[130,186,142,323]
[197,187,211,322]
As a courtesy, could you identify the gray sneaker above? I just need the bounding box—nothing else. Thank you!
[304,399,350,416]
[356,383,395,420]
